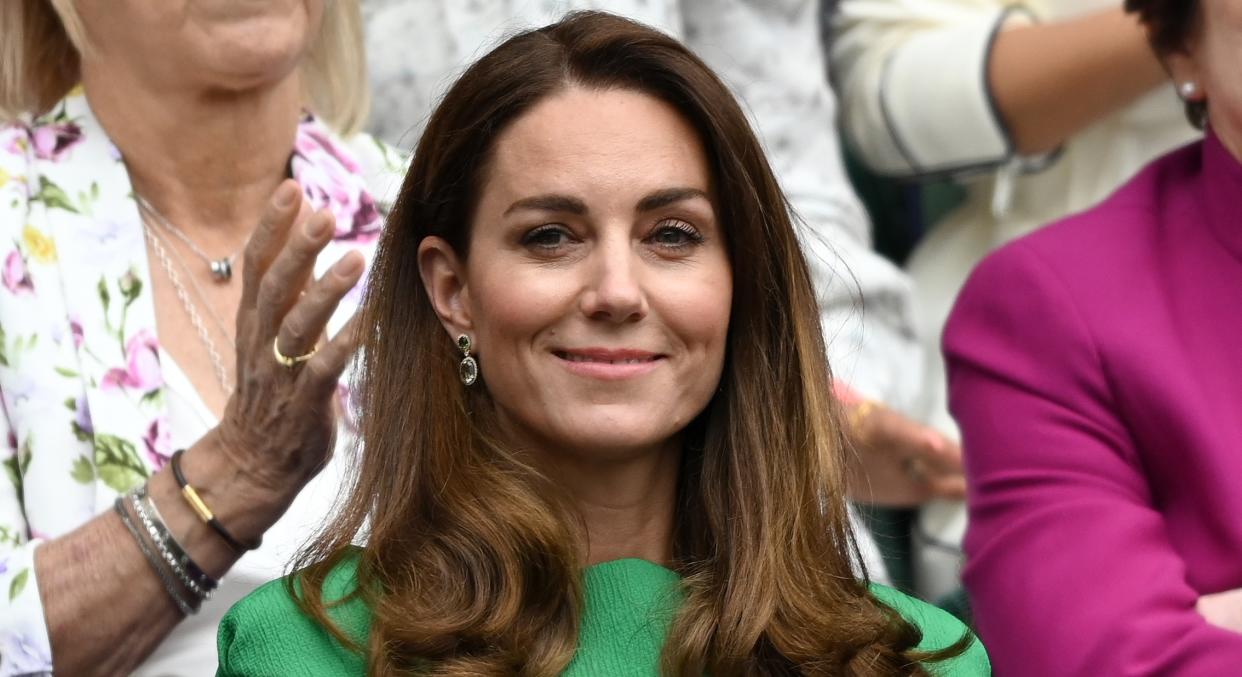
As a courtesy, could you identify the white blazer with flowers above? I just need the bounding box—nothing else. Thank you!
[0,91,404,674]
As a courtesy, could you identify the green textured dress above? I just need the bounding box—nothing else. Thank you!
[217,555,990,676]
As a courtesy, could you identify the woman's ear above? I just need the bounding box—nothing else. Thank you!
[418,236,473,340]
[1166,50,1207,102]
[1162,22,1207,104]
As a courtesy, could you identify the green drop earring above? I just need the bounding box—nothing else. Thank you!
[457,334,478,386]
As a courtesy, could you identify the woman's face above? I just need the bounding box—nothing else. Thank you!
[1170,0,1242,156]
[73,0,322,92]
[422,87,732,462]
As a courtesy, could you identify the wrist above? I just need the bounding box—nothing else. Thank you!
[173,432,296,553]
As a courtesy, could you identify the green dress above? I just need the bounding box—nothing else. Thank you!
[217,555,990,675]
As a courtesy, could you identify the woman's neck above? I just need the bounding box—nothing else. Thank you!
[502,419,681,566]
[80,60,303,240]
[564,448,680,567]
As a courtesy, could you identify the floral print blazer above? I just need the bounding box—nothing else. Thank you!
[0,91,405,675]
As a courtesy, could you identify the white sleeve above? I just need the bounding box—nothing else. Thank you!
[681,0,923,409]
[831,0,1037,177]
[0,124,54,673]
[0,388,52,677]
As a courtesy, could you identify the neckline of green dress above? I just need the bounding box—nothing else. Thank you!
[569,557,684,675]
[583,557,679,578]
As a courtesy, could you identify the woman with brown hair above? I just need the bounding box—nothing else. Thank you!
[218,11,988,676]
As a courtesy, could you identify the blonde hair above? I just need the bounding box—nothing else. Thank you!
[0,0,370,135]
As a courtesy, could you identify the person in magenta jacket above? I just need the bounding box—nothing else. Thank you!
[944,0,1242,674]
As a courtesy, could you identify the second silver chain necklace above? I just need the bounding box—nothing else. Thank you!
[134,194,244,283]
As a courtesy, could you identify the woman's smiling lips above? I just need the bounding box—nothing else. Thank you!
[552,347,665,380]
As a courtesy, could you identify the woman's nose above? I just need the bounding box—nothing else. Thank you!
[578,239,648,323]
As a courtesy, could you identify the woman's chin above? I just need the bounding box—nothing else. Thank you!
[542,424,682,464]
[196,46,305,91]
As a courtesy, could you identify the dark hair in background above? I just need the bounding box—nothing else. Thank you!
[293,11,969,676]
[1125,0,1205,128]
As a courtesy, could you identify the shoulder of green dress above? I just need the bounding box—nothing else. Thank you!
[868,584,992,676]
[216,549,370,676]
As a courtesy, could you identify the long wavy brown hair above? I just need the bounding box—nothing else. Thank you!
[294,11,968,675]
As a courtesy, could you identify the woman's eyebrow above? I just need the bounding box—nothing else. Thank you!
[504,194,588,216]
[635,187,710,213]
[503,187,709,217]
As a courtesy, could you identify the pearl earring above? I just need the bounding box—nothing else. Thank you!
[1180,81,1200,100]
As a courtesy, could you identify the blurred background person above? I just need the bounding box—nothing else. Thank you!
[944,0,1242,673]
[363,0,968,589]
[0,1,401,673]
[830,0,1199,602]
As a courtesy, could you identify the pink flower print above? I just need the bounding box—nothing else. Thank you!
[2,251,33,294]
[73,396,93,438]
[291,118,382,243]
[70,318,84,349]
[336,383,361,434]
[29,121,83,161]
[143,416,171,470]
[102,329,163,392]
[1,127,27,156]
[299,124,362,174]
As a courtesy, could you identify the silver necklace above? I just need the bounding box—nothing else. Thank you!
[149,221,234,344]
[135,195,244,283]
[141,217,234,396]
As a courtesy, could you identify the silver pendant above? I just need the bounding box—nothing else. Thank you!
[210,258,233,282]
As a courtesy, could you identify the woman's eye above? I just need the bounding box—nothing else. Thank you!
[648,220,704,249]
[521,225,573,250]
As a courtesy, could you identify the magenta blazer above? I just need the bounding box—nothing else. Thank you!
[945,129,1242,675]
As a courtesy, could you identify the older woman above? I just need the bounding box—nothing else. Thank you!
[945,1,1242,674]
[0,1,401,674]
[217,12,990,675]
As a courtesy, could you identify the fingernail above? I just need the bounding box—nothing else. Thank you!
[335,254,363,277]
[274,181,298,207]
[305,213,330,238]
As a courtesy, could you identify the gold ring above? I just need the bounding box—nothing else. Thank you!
[847,399,876,433]
[273,336,318,368]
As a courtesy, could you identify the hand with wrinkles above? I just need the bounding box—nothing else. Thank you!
[197,179,365,538]
[37,180,367,675]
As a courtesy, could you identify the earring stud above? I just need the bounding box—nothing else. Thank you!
[457,334,478,386]
[1180,81,1200,100]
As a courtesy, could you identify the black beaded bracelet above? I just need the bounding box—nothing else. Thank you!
[114,497,196,616]
[170,449,262,553]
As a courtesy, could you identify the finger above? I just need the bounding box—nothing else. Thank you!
[241,180,305,309]
[891,423,964,469]
[302,311,364,396]
[923,433,964,465]
[928,473,967,501]
[257,210,337,339]
[276,252,365,361]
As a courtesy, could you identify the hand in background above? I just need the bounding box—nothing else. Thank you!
[1198,588,1242,634]
[844,401,966,507]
